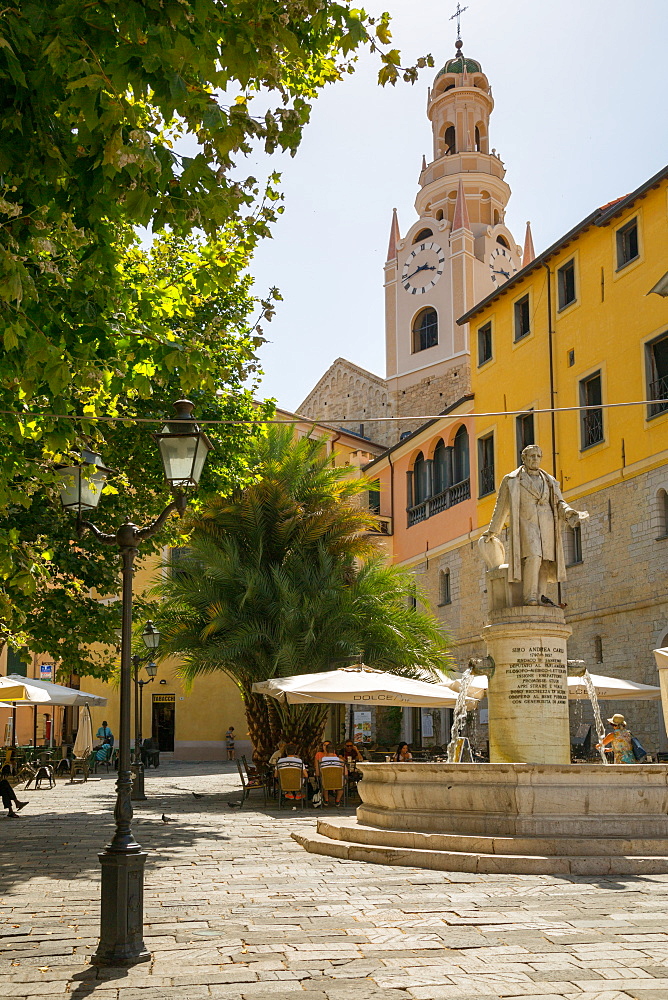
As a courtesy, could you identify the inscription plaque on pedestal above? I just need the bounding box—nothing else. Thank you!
[483,609,572,764]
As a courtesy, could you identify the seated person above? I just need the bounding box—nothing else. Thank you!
[341,739,364,763]
[314,740,336,773]
[268,743,287,768]
[318,749,346,807]
[0,778,28,819]
[93,742,113,764]
[275,744,307,800]
[393,741,413,762]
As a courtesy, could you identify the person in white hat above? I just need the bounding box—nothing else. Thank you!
[597,713,635,764]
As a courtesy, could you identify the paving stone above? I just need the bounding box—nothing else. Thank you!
[5,762,668,1000]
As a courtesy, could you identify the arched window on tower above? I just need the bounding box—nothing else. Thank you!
[444,125,456,155]
[452,426,470,484]
[412,308,438,353]
[475,126,481,152]
[413,228,433,243]
[496,235,510,248]
[433,439,452,495]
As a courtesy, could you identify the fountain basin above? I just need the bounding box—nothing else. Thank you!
[292,762,668,875]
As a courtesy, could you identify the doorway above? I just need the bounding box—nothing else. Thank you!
[152,694,175,752]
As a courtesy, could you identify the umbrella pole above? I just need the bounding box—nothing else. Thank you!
[33,706,37,747]
[11,703,16,748]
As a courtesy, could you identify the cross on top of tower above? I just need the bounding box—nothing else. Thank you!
[449,2,468,42]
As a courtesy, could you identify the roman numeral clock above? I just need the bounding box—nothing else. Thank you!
[401,241,445,294]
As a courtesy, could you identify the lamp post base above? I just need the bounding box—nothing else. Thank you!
[131,762,147,801]
[91,849,150,967]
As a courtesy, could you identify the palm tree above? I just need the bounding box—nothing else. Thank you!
[155,426,450,762]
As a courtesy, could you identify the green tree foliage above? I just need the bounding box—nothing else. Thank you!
[154,427,450,762]
[0,1,430,669]
[0,227,273,675]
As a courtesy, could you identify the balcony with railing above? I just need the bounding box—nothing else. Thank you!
[407,479,470,527]
[649,375,668,417]
[368,514,393,536]
[479,465,495,497]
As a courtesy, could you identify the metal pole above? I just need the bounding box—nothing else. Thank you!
[92,542,149,966]
[131,654,146,802]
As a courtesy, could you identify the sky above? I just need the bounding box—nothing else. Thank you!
[239,0,668,412]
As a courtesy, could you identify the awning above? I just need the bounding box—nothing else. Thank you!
[4,675,107,707]
[253,665,464,707]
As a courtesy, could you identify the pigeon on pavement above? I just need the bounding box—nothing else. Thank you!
[161,813,176,823]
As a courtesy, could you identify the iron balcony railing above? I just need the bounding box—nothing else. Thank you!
[407,478,470,526]
[479,465,495,497]
[649,375,668,416]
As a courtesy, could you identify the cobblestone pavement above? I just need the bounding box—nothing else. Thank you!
[3,762,668,1000]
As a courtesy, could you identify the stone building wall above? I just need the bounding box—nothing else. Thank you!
[407,464,668,754]
[298,358,395,449]
[388,358,472,440]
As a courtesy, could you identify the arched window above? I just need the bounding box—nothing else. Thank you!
[435,209,444,221]
[496,235,510,248]
[413,228,433,243]
[452,426,469,483]
[433,439,451,495]
[444,125,456,155]
[439,569,451,606]
[594,635,603,663]
[493,209,500,225]
[413,308,438,353]
[413,452,430,504]
[475,126,481,152]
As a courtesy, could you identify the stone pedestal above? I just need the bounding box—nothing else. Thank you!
[482,605,571,765]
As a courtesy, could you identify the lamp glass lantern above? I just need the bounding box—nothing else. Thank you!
[145,662,158,680]
[154,399,214,493]
[141,621,160,651]
[57,449,115,514]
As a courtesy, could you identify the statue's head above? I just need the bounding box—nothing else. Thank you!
[521,444,542,471]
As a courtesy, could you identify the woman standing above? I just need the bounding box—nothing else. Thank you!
[598,713,635,764]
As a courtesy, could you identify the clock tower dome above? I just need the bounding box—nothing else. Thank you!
[385,39,521,430]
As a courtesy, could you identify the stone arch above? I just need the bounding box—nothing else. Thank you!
[653,487,668,538]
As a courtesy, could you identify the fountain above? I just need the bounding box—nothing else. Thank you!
[293,447,668,874]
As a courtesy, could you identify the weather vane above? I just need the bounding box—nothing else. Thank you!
[450,2,469,41]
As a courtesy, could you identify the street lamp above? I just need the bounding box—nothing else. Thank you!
[57,398,212,967]
[131,621,160,803]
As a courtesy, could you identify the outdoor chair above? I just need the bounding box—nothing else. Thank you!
[277,764,306,810]
[69,749,91,783]
[236,758,267,808]
[319,763,346,807]
[141,738,160,768]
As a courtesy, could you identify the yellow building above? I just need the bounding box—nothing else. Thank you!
[0,411,385,761]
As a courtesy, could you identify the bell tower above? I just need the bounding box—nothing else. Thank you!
[384,38,521,432]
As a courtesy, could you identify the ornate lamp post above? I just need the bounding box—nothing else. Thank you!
[131,621,160,803]
[57,399,213,967]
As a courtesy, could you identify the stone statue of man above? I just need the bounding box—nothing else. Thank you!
[482,444,588,606]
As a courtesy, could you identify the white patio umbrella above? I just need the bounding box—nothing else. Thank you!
[450,671,662,702]
[5,674,107,707]
[253,665,464,707]
[73,704,94,759]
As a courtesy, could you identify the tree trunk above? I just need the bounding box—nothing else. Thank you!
[241,687,281,767]
[241,686,328,767]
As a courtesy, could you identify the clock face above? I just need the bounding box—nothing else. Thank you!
[401,241,445,295]
[488,245,518,285]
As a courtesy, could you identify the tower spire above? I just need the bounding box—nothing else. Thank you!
[386,207,400,261]
[452,178,470,231]
[522,221,535,267]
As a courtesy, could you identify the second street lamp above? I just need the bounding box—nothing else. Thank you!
[57,398,212,967]
[131,621,160,802]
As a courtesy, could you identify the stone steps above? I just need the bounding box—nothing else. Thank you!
[291,820,668,876]
[318,816,668,857]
